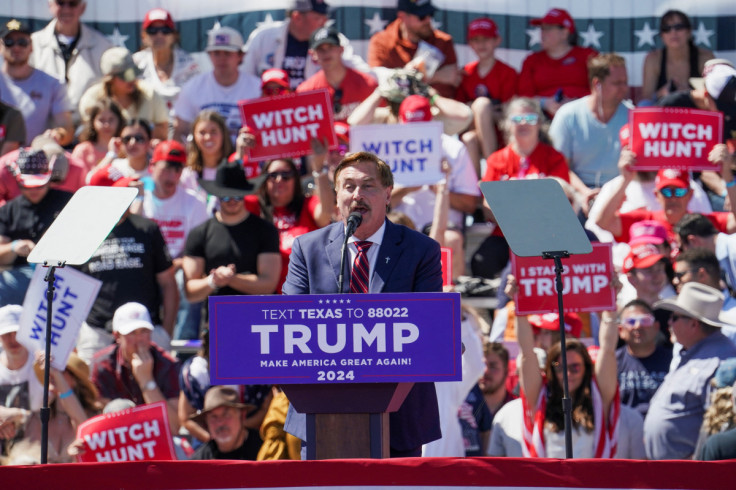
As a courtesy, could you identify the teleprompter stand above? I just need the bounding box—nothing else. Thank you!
[27,186,137,464]
[480,179,592,459]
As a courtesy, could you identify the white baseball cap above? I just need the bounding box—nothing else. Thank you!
[112,302,154,335]
[0,305,22,336]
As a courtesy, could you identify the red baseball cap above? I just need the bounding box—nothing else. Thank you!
[528,312,583,338]
[467,17,499,39]
[622,243,664,273]
[655,168,689,191]
[143,8,175,31]
[88,165,139,188]
[261,68,290,89]
[398,95,432,123]
[152,140,186,165]
[629,220,668,247]
[530,8,575,32]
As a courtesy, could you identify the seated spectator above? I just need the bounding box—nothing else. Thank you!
[549,53,631,207]
[242,0,369,91]
[0,19,73,146]
[174,27,260,143]
[676,213,736,295]
[693,357,736,460]
[0,149,73,305]
[296,26,378,122]
[189,386,262,461]
[245,156,332,292]
[641,10,714,104]
[90,302,180,434]
[0,306,43,420]
[78,47,168,140]
[0,96,26,156]
[644,282,736,459]
[71,98,124,173]
[390,95,480,280]
[518,8,597,117]
[87,118,153,183]
[30,0,113,125]
[368,0,458,99]
[595,162,736,246]
[474,97,569,279]
[616,299,672,418]
[133,8,201,117]
[456,17,518,175]
[6,353,102,464]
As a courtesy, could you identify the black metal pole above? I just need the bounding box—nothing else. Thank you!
[543,251,573,459]
[40,260,65,465]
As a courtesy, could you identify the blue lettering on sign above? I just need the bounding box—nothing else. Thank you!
[29,286,80,346]
[361,139,432,155]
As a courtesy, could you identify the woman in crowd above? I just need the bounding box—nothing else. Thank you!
[133,8,201,117]
[518,8,597,117]
[514,280,619,458]
[78,47,169,140]
[180,110,233,198]
[244,146,333,292]
[5,353,101,464]
[87,118,153,184]
[641,10,714,104]
[72,98,124,173]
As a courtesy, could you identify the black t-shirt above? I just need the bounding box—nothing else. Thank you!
[78,214,172,330]
[189,428,262,460]
[282,32,309,90]
[616,343,672,418]
[184,214,280,297]
[0,188,73,266]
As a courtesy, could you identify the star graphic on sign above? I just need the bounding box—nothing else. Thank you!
[692,22,714,47]
[579,23,603,49]
[526,27,541,48]
[106,27,129,48]
[364,12,388,35]
[318,299,323,304]
[256,13,276,29]
[345,299,351,304]
[634,21,657,48]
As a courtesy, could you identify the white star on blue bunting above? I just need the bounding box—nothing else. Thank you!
[364,12,388,35]
[579,23,604,49]
[692,21,714,47]
[106,27,129,48]
[634,22,657,48]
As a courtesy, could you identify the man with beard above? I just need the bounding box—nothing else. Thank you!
[190,386,262,460]
[367,0,458,98]
[0,19,73,146]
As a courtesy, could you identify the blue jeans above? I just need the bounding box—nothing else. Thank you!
[0,265,34,306]
[173,268,202,340]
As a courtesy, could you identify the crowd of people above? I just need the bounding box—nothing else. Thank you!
[1,0,736,464]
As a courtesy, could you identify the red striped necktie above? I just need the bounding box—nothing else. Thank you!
[349,240,372,293]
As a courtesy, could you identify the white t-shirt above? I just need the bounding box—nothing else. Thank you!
[142,186,209,258]
[0,350,44,412]
[393,134,481,230]
[173,71,261,140]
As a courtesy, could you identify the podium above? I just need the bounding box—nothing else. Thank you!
[208,292,462,459]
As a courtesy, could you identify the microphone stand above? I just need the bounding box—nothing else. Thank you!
[338,214,362,293]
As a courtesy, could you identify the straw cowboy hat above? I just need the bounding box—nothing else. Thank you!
[654,282,732,328]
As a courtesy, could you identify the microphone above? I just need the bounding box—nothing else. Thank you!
[345,212,362,239]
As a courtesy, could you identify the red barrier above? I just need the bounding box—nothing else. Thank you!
[0,457,732,489]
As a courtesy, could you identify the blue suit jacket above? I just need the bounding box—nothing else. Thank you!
[283,219,443,451]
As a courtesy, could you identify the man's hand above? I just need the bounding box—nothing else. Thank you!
[618,147,638,183]
[210,264,236,289]
[131,344,154,387]
[709,143,736,182]
[11,239,35,257]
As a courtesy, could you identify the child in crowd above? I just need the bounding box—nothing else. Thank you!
[71,98,124,173]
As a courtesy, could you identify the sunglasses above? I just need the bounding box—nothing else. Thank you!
[510,114,539,125]
[552,362,583,374]
[220,196,242,203]
[145,26,174,36]
[621,314,655,328]
[266,171,294,181]
[122,134,147,144]
[659,186,688,198]
[673,269,696,281]
[3,38,30,48]
[55,0,81,7]
[661,23,688,33]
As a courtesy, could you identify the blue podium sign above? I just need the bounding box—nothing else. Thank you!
[209,292,462,385]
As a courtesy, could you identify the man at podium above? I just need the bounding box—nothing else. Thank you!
[282,151,442,457]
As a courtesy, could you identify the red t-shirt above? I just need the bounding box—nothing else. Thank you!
[482,143,570,183]
[368,19,458,98]
[296,68,378,122]
[518,46,598,99]
[244,194,320,292]
[616,209,730,245]
[456,59,518,103]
